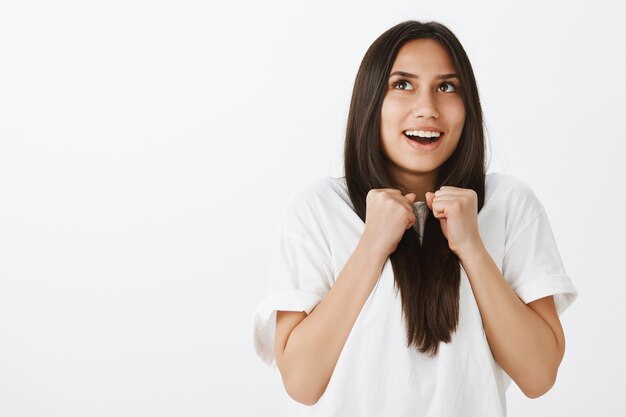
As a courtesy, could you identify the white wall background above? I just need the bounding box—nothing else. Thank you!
[0,0,623,416]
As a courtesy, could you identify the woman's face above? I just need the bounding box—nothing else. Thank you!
[380,38,466,188]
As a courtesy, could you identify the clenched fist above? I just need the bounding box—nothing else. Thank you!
[360,189,418,257]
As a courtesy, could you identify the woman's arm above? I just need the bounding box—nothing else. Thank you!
[457,243,565,398]
[424,186,566,398]
[275,239,388,405]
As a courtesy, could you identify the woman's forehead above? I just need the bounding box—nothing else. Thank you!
[391,39,456,74]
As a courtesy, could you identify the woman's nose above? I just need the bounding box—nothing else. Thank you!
[412,91,439,119]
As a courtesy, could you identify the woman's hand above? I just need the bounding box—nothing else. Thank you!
[425,186,483,257]
[360,189,417,257]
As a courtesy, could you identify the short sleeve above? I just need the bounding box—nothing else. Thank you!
[502,209,578,316]
[251,192,334,369]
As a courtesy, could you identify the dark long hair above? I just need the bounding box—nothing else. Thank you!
[343,20,487,356]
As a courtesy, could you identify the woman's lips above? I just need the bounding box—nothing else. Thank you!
[403,132,444,151]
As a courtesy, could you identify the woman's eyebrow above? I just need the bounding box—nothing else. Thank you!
[389,71,460,80]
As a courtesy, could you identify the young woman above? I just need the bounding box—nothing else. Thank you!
[252,20,578,416]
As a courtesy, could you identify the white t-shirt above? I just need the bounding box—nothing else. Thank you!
[251,172,578,417]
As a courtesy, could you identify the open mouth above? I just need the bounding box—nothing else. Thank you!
[403,131,444,144]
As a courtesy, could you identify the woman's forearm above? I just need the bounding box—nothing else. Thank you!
[281,239,387,404]
[457,243,564,398]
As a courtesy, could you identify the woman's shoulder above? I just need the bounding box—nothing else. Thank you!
[279,176,350,233]
[484,172,546,224]
[486,172,535,196]
[284,176,348,210]
[486,172,542,205]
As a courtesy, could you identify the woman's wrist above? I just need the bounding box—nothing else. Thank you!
[356,233,391,263]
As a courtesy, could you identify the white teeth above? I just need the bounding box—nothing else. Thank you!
[404,130,442,138]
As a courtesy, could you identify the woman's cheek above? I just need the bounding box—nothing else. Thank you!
[381,96,408,124]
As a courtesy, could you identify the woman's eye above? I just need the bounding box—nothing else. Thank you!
[438,82,457,93]
[393,80,414,91]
